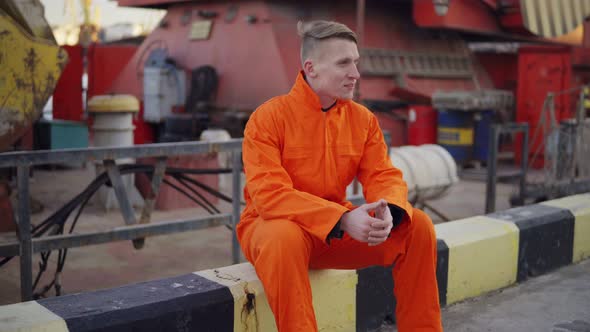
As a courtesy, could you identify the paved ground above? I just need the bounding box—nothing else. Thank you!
[380,259,590,332]
[0,165,515,305]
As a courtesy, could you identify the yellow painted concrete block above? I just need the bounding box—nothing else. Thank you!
[0,301,68,332]
[542,194,590,263]
[435,216,519,305]
[196,263,357,332]
[310,269,357,332]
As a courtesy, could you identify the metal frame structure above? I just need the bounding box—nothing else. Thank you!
[486,88,590,211]
[485,123,529,213]
[0,140,243,301]
[520,87,590,204]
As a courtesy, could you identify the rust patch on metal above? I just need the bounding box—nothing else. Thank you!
[240,285,259,331]
[0,10,67,149]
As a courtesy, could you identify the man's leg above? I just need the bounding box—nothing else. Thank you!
[239,218,318,332]
[309,208,442,332]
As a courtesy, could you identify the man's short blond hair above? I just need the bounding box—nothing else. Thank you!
[297,20,357,65]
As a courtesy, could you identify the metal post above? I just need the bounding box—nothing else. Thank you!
[134,157,167,249]
[17,165,33,301]
[231,151,242,264]
[354,0,365,101]
[104,159,136,226]
[519,124,529,205]
[571,90,585,179]
[485,125,499,214]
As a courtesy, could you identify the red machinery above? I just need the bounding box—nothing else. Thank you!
[105,0,590,161]
[107,0,494,145]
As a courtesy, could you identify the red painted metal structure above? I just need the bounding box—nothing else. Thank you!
[476,53,518,92]
[25,0,581,214]
[87,44,138,98]
[0,182,15,233]
[52,44,138,119]
[413,0,503,34]
[109,1,492,128]
[52,45,84,121]
[408,105,437,146]
[515,45,574,168]
[85,44,155,144]
[52,43,155,144]
[108,0,590,171]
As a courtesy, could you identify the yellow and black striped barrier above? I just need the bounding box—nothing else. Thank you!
[1,194,589,332]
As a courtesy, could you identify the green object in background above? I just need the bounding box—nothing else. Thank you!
[35,119,89,150]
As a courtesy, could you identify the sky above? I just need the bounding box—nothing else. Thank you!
[40,0,166,29]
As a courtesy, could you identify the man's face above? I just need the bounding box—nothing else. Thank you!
[307,38,360,102]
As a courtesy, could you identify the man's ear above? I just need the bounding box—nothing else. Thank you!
[303,59,317,78]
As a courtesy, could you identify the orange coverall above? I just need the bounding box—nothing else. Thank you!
[237,72,442,331]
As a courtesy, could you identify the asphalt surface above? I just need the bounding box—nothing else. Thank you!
[380,259,590,332]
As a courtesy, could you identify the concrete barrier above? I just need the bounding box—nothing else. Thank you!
[1,194,588,331]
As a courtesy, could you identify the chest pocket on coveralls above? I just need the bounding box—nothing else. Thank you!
[282,146,315,180]
[336,144,362,186]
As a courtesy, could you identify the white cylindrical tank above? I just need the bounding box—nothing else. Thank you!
[87,94,142,211]
[390,144,458,202]
[347,144,458,203]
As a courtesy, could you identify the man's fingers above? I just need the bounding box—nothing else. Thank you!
[371,220,390,229]
[367,217,384,225]
[361,199,388,212]
[367,235,387,246]
[369,228,390,238]
[360,201,382,211]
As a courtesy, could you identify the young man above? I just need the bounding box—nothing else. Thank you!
[237,20,442,331]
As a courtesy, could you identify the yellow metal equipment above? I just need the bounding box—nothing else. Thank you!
[0,0,68,151]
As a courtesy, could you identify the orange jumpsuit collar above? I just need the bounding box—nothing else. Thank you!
[289,71,349,111]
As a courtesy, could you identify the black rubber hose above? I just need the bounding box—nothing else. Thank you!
[175,173,235,204]
[1,164,238,269]
[174,174,220,214]
[161,178,215,214]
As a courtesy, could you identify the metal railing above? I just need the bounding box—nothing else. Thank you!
[0,140,244,301]
[485,123,529,213]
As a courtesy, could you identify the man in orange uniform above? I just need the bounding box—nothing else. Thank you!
[237,20,442,331]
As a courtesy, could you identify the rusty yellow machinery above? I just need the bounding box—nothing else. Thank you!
[0,0,68,151]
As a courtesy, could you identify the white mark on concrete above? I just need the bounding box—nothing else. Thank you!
[517,210,533,217]
[171,283,183,288]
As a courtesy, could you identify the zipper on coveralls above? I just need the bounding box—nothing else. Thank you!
[323,111,328,194]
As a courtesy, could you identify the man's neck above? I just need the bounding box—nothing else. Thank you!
[303,74,337,109]
[321,100,337,112]
[318,95,337,109]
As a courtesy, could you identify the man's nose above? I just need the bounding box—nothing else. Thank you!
[349,64,360,79]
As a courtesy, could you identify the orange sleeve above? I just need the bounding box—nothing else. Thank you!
[242,105,349,241]
[357,113,413,220]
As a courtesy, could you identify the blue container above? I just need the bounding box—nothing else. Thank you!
[35,119,89,150]
[474,110,494,163]
[437,110,474,164]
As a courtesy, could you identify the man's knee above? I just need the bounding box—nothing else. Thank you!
[410,208,436,243]
[254,219,312,257]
